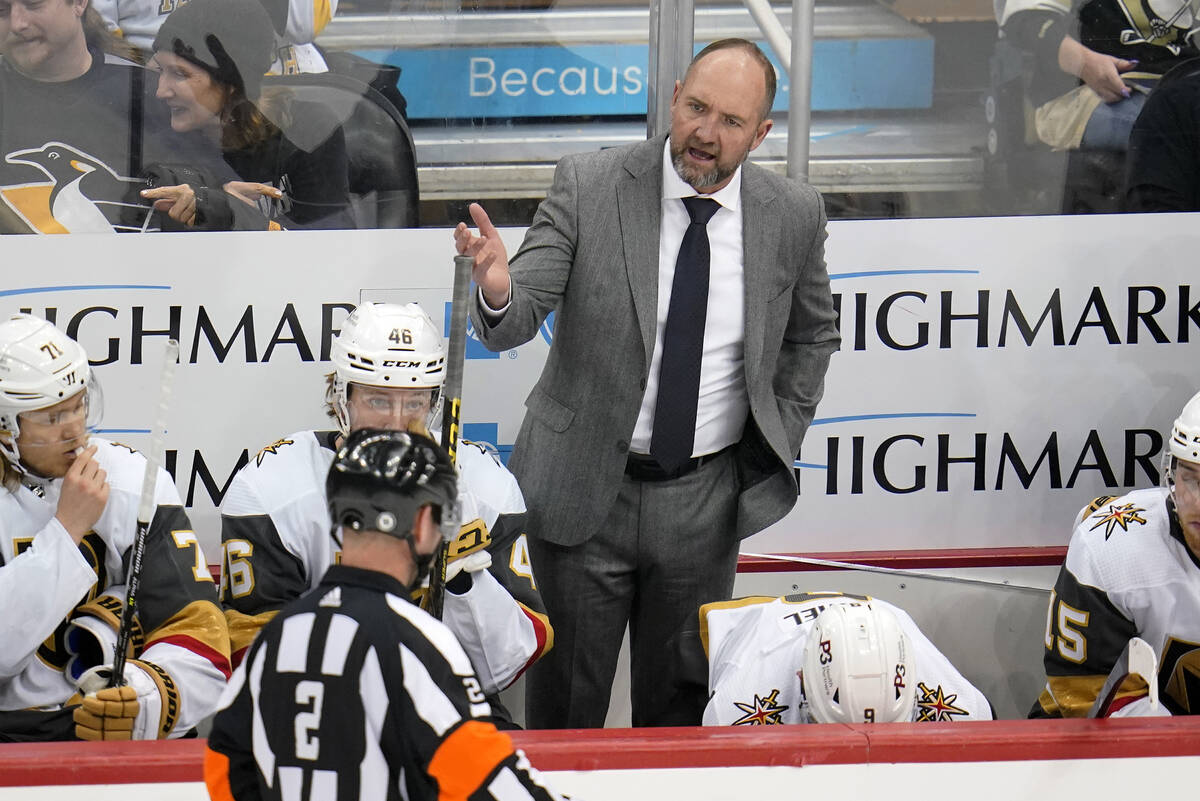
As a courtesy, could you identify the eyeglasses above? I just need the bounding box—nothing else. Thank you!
[1173,471,1200,502]
[18,395,89,427]
[351,391,431,418]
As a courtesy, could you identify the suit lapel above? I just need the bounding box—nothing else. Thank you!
[617,137,666,370]
[741,165,779,391]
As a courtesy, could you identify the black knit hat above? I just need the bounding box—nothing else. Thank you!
[152,0,274,100]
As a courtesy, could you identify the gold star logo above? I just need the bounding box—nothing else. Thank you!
[731,688,789,725]
[255,437,294,466]
[915,682,969,721]
[1088,503,1148,540]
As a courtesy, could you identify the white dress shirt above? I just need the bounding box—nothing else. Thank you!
[629,141,748,458]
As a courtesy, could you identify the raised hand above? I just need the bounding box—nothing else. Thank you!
[453,202,511,308]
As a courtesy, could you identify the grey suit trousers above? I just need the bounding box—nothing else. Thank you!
[524,449,741,728]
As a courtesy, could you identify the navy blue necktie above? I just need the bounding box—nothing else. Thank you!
[650,197,721,473]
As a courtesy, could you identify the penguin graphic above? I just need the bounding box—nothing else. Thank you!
[2,142,154,233]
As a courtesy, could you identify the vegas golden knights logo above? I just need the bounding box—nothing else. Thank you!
[2,142,154,234]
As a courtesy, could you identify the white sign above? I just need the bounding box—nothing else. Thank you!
[0,214,1192,559]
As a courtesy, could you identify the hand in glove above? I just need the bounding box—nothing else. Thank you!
[74,684,139,741]
[71,662,174,741]
[445,550,493,594]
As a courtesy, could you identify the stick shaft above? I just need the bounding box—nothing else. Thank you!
[428,255,474,619]
[111,339,179,686]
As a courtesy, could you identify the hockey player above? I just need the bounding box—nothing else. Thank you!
[218,302,552,718]
[206,428,569,801]
[1033,390,1200,717]
[0,314,230,741]
[677,592,992,726]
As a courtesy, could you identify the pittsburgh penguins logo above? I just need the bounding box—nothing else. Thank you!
[1116,0,1194,49]
[2,142,155,234]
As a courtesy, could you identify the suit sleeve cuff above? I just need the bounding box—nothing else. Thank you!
[477,282,511,324]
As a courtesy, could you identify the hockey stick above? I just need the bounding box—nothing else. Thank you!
[1088,636,1160,718]
[110,339,180,687]
[427,254,474,619]
[739,552,1052,595]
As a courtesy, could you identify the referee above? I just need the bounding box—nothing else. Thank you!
[205,428,567,801]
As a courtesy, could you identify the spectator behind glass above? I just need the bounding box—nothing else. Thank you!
[140,0,353,230]
[92,0,340,74]
[1125,57,1200,211]
[0,0,180,233]
[995,0,1200,152]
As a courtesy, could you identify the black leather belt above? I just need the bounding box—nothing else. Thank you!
[624,445,733,482]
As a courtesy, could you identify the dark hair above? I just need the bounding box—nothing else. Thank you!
[685,38,777,121]
[216,84,288,151]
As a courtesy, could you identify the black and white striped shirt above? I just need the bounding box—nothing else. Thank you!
[206,565,566,801]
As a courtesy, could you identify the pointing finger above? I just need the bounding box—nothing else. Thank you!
[468,202,498,238]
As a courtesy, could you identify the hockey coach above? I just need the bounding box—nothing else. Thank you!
[455,37,840,728]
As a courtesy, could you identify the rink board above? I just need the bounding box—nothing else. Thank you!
[0,212,1193,560]
[0,719,1198,799]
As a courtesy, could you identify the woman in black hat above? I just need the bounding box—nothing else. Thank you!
[140,0,353,230]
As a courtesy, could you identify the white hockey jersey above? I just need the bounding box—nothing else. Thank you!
[1035,488,1200,717]
[218,430,552,697]
[0,438,230,738]
[701,592,993,725]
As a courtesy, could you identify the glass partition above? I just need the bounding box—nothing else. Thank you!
[3,0,1191,228]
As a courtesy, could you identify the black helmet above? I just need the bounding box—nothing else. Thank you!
[327,428,459,544]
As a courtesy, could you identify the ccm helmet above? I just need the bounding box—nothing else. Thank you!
[327,427,460,546]
[802,602,916,724]
[329,303,446,435]
[1163,390,1200,499]
[0,314,101,467]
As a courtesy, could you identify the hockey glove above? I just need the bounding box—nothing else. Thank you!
[74,685,139,741]
[445,550,492,594]
[63,589,129,683]
[71,662,175,740]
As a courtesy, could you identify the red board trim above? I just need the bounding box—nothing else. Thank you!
[1,718,1197,786]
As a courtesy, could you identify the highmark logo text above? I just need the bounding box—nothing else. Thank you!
[830,273,1200,350]
[795,412,1162,497]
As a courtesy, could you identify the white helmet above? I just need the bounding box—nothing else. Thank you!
[801,602,916,724]
[329,303,446,435]
[1163,390,1200,499]
[0,314,101,467]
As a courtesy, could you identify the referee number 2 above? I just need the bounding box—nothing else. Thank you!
[294,680,325,760]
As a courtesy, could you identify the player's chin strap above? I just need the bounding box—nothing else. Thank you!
[739,552,1052,595]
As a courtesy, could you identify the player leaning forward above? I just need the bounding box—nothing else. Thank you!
[0,314,229,741]
[207,429,567,800]
[219,302,552,712]
[1034,390,1200,717]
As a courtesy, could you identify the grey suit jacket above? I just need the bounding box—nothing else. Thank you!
[471,134,840,547]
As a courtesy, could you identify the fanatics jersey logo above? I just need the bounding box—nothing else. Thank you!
[255,438,295,466]
[1088,503,1148,539]
[915,682,969,721]
[731,688,789,725]
[2,141,154,233]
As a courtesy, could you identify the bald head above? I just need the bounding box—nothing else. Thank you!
[683,38,776,123]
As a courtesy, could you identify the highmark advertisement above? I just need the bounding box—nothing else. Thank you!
[0,214,1192,557]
